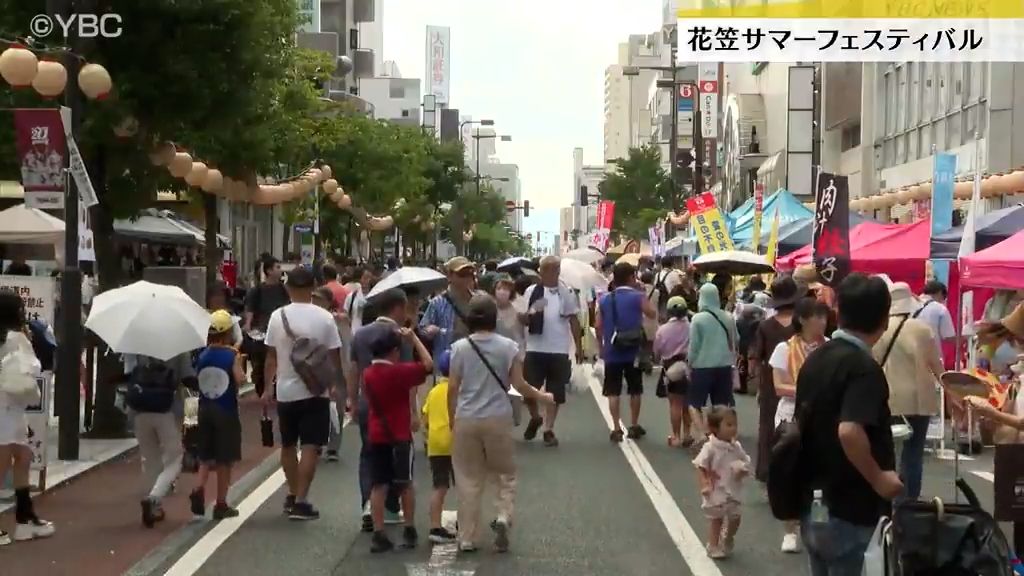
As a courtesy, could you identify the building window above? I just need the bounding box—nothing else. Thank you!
[841,122,861,151]
[389,83,404,99]
[897,65,907,132]
[401,109,410,118]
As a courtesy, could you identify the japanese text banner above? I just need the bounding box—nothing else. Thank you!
[13,109,65,193]
[812,173,851,287]
[686,193,735,255]
[589,200,616,253]
[677,18,1022,62]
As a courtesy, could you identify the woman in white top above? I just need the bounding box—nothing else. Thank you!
[768,296,829,554]
[0,289,55,545]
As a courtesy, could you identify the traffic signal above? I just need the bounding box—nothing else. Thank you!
[523,200,530,217]
[580,185,589,206]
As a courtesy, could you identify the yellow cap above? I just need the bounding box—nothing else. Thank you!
[209,309,234,334]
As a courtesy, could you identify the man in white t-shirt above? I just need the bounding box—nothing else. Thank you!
[916,280,956,368]
[264,267,343,521]
[341,266,376,335]
[519,256,583,447]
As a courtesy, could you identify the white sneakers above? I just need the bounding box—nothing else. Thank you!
[781,532,801,553]
[15,518,55,542]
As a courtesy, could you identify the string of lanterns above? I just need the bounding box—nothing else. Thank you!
[850,168,1024,213]
[0,39,112,99]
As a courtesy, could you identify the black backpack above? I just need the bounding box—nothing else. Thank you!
[125,359,178,413]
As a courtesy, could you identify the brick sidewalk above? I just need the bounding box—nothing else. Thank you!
[0,396,276,576]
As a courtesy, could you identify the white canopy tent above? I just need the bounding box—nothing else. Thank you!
[0,203,65,244]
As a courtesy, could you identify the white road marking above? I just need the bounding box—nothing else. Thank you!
[164,415,352,576]
[972,470,994,483]
[587,376,725,576]
[406,510,475,575]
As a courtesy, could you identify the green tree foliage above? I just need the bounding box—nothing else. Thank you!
[598,144,674,242]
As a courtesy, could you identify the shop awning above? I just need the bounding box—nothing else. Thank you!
[930,203,1024,259]
[0,203,65,244]
[114,209,228,248]
[961,229,1024,291]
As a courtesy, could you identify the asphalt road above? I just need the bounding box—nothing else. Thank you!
[142,371,1002,576]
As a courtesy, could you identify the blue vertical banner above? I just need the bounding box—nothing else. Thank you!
[931,153,957,285]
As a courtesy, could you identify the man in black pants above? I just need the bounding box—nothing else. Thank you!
[243,257,289,397]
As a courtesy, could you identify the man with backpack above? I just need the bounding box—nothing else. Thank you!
[653,256,685,323]
[123,352,196,528]
[263,267,343,521]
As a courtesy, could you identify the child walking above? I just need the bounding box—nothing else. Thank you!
[421,350,457,544]
[692,406,751,559]
[364,327,434,553]
[189,310,245,520]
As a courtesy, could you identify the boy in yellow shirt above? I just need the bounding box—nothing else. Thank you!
[421,350,455,544]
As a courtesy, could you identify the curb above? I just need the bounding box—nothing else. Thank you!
[123,447,281,576]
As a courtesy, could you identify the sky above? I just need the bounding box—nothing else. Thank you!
[382,0,663,238]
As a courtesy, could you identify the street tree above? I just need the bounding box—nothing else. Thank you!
[598,144,674,243]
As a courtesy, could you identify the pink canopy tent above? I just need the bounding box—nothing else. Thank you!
[960,229,1024,291]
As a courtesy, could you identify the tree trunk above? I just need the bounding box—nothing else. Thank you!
[203,193,219,289]
[85,195,129,438]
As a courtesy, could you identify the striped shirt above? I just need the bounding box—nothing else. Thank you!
[419,289,479,358]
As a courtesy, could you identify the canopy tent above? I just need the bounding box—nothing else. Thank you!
[930,203,1024,259]
[744,211,872,255]
[114,209,228,248]
[0,204,65,244]
[778,219,932,292]
[727,189,814,243]
[156,210,231,249]
[960,229,1024,291]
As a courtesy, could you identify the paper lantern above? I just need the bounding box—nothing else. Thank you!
[463,232,474,242]
[421,221,434,232]
[31,60,66,97]
[877,193,896,208]
[250,186,273,205]
[169,152,193,178]
[849,198,863,211]
[323,179,338,195]
[321,165,333,179]
[0,45,38,87]
[954,181,973,200]
[219,177,235,198]
[185,162,209,187]
[381,216,394,229]
[113,117,139,138]
[155,142,177,166]
[307,168,322,182]
[995,172,1019,194]
[1003,170,1024,195]
[337,194,352,209]
[78,63,112,100]
[897,187,915,205]
[201,169,224,193]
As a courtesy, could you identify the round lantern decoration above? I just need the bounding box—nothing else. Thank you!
[0,45,39,88]
[907,186,927,202]
[156,142,177,166]
[323,179,338,195]
[321,165,333,180]
[31,59,66,97]
[954,181,972,200]
[169,152,193,178]
[78,63,112,100]
[201,169,224,193]
[338,194,352,209]
[983,174,1003,198]
[307,168,322,182]
[849,198,862,212]
[876,193,895,208]
[463,232,474,243]
[381,216,394,229]
[995,172,1019,195]
[113,117,139,138]
[1003,170,1024,195]
[894,188,911,205]
[185,162,209,187]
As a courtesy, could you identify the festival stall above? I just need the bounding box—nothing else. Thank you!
[960,229,1024,292]
[727,188,813,244]
[930,203,1024,260]
[751,211,872,256]
[0,203,66,265]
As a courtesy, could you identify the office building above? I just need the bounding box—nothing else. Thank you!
[603,34,667,164]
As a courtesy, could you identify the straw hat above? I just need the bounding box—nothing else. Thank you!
[888,282,921,316]
[1003,303,1024,340]
[977,302,1024,346]
[793,264,819,286]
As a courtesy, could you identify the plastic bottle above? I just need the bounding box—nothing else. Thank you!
[810,489,829,524]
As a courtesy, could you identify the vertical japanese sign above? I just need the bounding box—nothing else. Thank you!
[751,182,765,253]
[686,192,734,254]
[588,200,615,253]
[931,153,957,285]
[811,173,850,287]
[425,26,451,105]
[13,109,66,209]
[698,63,718,139]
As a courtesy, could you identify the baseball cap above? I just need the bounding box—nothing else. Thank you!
[666,296,688,313]
[285,266,315,288]
[445,256,475,274]
[209,309,234,334]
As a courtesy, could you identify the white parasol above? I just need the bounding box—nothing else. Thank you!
[564,246,605,265]
[692,250,775,276]
[85,281,210,361]
[559,258,608,293]
[365,267,448,302]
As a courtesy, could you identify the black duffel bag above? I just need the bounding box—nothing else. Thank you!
[891,478,1012,576]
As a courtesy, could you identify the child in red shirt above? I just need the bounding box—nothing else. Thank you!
[364,327,433,553]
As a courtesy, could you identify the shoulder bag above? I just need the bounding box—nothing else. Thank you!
[280,309,338,397]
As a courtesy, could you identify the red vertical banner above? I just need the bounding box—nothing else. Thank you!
[589,200,616,253]
[13,109,66,193]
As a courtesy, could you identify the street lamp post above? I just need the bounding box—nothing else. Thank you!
[453,119,493,256]
[472,131,512,196]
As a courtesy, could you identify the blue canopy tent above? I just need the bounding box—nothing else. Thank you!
[727,188,814,244]
[745,211,872,255]
[930,202,1024,259]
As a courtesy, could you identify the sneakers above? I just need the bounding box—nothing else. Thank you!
[627,425,647,440]
[190,489,206,517]
[361,501,373,532]
[781,532,801,553]
[370,531,395,554]
[0,530,11,546]
[542,430,559,447]
[491,518,510,553]
[429,527,458,544]
[14,518,55,541]
[384,510,404,525]
[706,543,727,560]
[325,450,340,462]
[283,494,296,516]
[401,526,418,549]
[213,504,240,520]
[141,499,158,528]
[458,541,478,553]
[288,502,320,521]
[610,429,624,443]
[524,416,543,441]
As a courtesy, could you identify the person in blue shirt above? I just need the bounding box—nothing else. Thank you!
[189,310,245,520]
[596,262,656,443]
